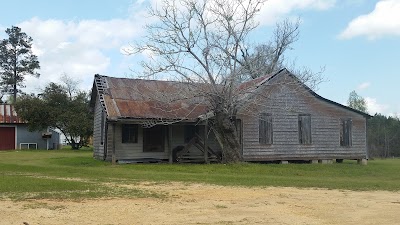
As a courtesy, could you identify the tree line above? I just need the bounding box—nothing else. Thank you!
[348,91,400,158]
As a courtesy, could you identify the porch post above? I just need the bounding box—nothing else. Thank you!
[204,120,209,164]
[111,123,116,165]
[168,125,173,164]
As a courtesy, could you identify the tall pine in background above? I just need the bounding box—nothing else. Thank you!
[0,26,40,103]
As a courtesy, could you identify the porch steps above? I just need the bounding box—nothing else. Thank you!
[175,135,221,163]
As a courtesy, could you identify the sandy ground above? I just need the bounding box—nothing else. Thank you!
[1,182,400,225]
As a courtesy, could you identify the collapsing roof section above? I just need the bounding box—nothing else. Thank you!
[92,74,210,122]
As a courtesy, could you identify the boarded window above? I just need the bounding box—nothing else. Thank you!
[122,124,138,143]
[259,113,273,145]
[184,125,198,143]
[340,119,352,147]
[298,114,312,144]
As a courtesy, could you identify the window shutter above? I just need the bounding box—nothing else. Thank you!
[259,113,272,145]
[299,114,311,144]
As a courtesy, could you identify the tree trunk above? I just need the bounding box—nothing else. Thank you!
[13,84,17,103]
[70,139,80,150]
[213,111,242,163]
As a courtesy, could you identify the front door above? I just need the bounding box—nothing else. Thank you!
[0,127,15,150]
[143,125,164,152]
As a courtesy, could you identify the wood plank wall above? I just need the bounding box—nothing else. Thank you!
[240,73,367,161]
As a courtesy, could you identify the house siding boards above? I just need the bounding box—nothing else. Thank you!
[93,95,105,160]
[105,124,168,160]
[101,123,221,161]
[15,124,60,150]
[240,72,367,161]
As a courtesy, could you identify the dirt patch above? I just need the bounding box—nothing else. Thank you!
[1,182,399,225]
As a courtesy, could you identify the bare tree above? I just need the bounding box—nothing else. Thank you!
[238,18,324,90]
[60,73,80,100]
[131,0,321,163]
[239,18,300,79]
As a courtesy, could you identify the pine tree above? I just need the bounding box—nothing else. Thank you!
[0,26,40,103]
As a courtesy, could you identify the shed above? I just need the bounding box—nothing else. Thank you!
[0,104,60,150]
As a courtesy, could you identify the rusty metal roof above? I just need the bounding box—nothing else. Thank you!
[95,75,210,121]
[237,71,277,92]
[0,104,24,124]
[93,68,371,122]
[93,71,280,122]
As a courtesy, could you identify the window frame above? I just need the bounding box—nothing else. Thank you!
[298,114,312,145]
[259,113,273,145]
[340,118,352,147]
[121,124,138,143]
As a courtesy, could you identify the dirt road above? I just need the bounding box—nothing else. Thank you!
[1,182,399,225]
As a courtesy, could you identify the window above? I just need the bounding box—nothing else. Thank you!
[259,113,273,144]
[340,119,352,147]
[298,114,312,144]
[20,143,37,150]
[122,124,138,143]
[184,125,198,143]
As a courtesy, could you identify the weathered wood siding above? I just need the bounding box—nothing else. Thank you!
[240,73,367,161]
[104,123,221,161]
[93,95,105,160]
[105,124,168,160]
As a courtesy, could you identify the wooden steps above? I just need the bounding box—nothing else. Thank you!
[175,135,221,163]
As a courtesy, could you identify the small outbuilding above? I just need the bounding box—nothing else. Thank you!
[0,104,60,150]
[90,69,370,164]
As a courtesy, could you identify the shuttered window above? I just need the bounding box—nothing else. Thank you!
[298,114,312,144]
[340,119,352,147]
[259,113,273,145]
[122,124,138,143]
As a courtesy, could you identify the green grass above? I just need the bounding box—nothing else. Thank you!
[0,149,399,200]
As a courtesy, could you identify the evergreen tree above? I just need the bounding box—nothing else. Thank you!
[0,26,40,103]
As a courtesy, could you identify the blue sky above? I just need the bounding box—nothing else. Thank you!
[1,0,399,116]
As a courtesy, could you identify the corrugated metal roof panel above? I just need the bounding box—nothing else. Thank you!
[100,76,210,121]
[0,104,24,124]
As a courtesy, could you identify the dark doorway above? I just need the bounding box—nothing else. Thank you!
[143,125,164,152]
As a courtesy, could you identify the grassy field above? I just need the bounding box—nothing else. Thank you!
[0,149,399,200]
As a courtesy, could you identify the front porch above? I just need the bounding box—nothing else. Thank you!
[106,121,222,164]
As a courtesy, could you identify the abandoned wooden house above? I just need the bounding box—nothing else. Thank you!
[0,104,60,150]
[90,69,371,164]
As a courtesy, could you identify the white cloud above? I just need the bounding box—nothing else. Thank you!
[357,82,370,90]
[2,0,338,95]
[339,0,400,40]
[258,0,336,25]
[12,1,151,94]
[365,97,389,114]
